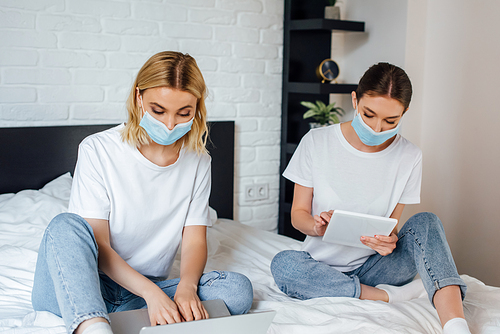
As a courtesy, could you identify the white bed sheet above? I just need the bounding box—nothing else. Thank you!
[1,175,500,334]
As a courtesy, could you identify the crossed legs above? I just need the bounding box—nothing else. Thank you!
[271,212,468,329]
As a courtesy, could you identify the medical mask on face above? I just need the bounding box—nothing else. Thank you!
[351,110,401,146]
[138,98,194,146]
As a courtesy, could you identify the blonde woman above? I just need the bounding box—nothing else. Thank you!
[32,51,253,334]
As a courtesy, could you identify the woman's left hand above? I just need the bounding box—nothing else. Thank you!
[360,232,398,256]
[173,283,209,322]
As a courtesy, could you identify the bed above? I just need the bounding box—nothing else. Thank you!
[1,122,499,334]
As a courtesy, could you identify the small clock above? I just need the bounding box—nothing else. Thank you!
[316,59,340,83]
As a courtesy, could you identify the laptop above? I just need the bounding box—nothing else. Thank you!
[109,299,275,334]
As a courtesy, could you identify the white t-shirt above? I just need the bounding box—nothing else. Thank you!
[68,124,212,278]
[283,124,422,272]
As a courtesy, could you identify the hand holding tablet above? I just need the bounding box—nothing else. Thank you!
[322,210,398,250]
[313,210,333,236]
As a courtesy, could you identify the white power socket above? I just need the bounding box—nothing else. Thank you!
[244,183,269,201]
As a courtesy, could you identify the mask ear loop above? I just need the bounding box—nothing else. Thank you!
[136,87,146,117]
[353,99,359,119]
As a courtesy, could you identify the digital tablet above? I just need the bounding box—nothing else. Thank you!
[322,210,398,249]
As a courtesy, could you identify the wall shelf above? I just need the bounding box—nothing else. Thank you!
[286,143,297,155]
[286,82,358,94]
[290,18,365,32]
[278,0,365,241]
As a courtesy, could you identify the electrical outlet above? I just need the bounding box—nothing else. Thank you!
[244,183,269,201]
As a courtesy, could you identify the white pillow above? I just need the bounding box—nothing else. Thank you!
[0,173,72,252]
[39,172,72,200]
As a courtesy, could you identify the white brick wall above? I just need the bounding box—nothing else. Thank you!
[0,0,283,232]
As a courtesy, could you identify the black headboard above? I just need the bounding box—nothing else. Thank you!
[0,121,234,219]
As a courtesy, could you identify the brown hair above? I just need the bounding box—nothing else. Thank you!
[121,51,208,154]
[356,62,412,113]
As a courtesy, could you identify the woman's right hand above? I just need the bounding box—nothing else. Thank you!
[312,210,334,236]
[290,184,334,237]
[144,286,184,326]
[85,218,185,326]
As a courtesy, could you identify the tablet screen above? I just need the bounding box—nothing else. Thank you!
[322,210,397,249]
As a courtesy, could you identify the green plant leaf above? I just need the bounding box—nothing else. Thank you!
[300,101,318,109]
[302,100,345,124]
[330,114,340,124]
[325,102,336,112]
[300,101,320,114]
[303,110,318,119]
[315,100,327,111]
[332,106,344,115]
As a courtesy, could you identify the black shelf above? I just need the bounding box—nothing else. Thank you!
[287,82,358,94]
[286,143,297,154]
[278,0,365,241]
[290,18,365,32]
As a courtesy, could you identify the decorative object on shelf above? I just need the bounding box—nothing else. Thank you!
[325,0,340,20]
[316,58,340,83]
[301,100,344,128]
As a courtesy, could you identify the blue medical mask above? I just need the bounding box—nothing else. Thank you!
[351,110,401,146]
[139,98,194,146]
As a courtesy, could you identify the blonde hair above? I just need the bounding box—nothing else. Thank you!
[121,51,208,154]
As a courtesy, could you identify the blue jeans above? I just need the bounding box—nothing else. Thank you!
[271,212,467,306]
[32,213,253,333]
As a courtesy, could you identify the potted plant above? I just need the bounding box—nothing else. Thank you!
[301,100,344,128]
[325,0,340,20]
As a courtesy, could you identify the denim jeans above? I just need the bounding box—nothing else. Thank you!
[32,213,254,333]
[271,212,467,306]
